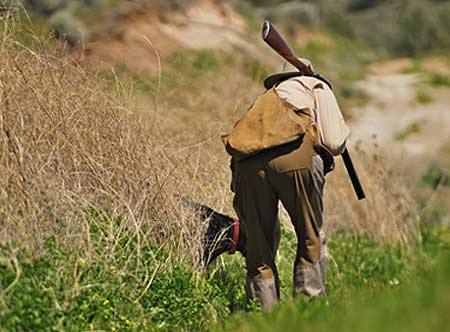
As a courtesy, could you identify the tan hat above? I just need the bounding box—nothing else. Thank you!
[264,58,315,90]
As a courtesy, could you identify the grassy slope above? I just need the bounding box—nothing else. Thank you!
[1,4,449,332]
[2,223,449,332]
[221,258,450,332]
[218,228,450,332]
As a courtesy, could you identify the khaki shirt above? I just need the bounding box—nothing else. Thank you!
[275,76,350,156]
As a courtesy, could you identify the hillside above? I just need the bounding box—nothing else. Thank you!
[0,1,449,331]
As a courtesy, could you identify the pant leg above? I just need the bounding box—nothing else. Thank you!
[318,230,329,290]
[267,155,327,297]
[233,158,280,311]
[311,156,329,293]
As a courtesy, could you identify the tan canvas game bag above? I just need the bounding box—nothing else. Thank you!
[222,88,313,160]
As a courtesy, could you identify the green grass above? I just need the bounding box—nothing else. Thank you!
[401,61,422,74]
[416,91,433,104]
[219,255,450,332]
[2,208,446,332]
[394,122,422,141]
[125,49,232,96]
[429,74,450,88]
[95,48,270,101]
[0,210,239,332]
[218,227,450,332]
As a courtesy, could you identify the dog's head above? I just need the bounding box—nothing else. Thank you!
[180,197,246,267]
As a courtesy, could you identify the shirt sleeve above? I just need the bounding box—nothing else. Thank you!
[275,77,350,156]
[314,87,350,155]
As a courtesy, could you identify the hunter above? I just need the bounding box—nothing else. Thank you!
[222,59,350,311]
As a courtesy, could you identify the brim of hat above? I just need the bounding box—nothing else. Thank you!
[263,72,304,90]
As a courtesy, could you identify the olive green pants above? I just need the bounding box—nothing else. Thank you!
[232,136,329,311]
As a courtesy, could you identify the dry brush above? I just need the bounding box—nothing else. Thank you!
[0,16,205,267]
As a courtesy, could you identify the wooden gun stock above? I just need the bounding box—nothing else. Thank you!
[262,20,366,200]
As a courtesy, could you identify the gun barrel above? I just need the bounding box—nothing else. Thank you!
[342,149,366,200]
[262,21,270,40]
[262,20,313,75]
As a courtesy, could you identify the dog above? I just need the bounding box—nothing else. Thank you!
[181,197,247,267]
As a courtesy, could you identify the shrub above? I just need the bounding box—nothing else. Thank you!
[244,0,289,6]
[421,163,450,189]
[346,0,386,12]
[49,9,86,46]
[80,0,105,7]
[267,2,320,26]
[429,74,450,88]
[26,0,69,15]
[320,6,355,37]
[416,91,433,105]
[374,1,450,56]
[315,0,450,56]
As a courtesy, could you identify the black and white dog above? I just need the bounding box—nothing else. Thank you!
[181,197,246,267]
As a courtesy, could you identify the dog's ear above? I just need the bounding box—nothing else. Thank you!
[180,196,218,222]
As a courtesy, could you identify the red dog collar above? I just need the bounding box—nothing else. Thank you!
[228,219,239,255]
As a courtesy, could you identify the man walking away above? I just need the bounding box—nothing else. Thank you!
[222,59,350,311]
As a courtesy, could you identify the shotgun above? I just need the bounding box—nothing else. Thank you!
[262,20,366,200]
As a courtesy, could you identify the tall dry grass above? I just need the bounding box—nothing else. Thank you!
[324,146,421,245]
[0,15,206,267]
